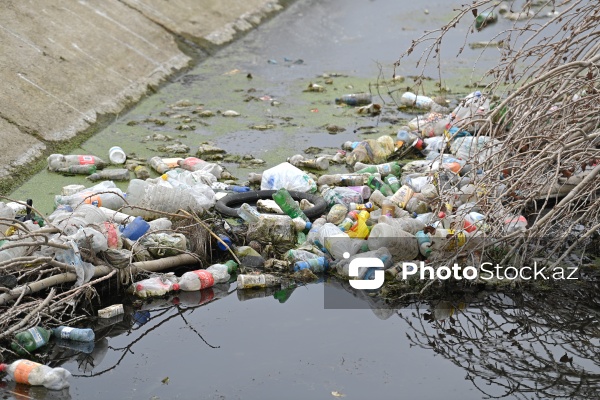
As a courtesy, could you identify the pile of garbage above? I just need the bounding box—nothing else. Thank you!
[1,87,598,390]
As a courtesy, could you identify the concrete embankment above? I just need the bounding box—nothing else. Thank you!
[0,0,293,192]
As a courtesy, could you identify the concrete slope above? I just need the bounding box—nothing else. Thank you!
[0,0,290,191]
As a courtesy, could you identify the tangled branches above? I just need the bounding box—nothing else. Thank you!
[396,0,600,265]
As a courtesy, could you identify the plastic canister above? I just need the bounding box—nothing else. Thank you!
[109,146,127,164]
[121,216,150,241]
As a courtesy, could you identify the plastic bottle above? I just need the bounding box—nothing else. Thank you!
[396,130,426,151]
[347,185,371,200]
[415,230,432,257]
[237,274,281,289]
[235,246,265,268]
[292,217,312,232]
[354,161,402,177]
[108,146,127,164]
[123,179,204,219]
[368,189,386,208]
[11,327,52,355]
[0,360,71,390]
[284,249,320,263]
[336,247,393,278]
[320,185,363,208]
[381,199,395,217]
[148,156,171,174]
[378,215,425,234]
[0,202,16,236]
[132,275,180,298]
[366,175,395,197]
[463,212,487,233]
[54,183,125,210]
[326,204,349,224]
[306,217,326,245]
[54,165,98,175]
[87,169,130,181]
[399,92,434,110]
[335,93,372,106]
[52,326,95,342]
[47,154,107,172]
[237,203,262,223]
[248,172,263,184]
[475,11,497,30]
[206,260,238,284]
[317,222,358,260]
[337,211,359,232]
[272,188,310,222]
[389,185,414,209]
[317,173,366,187]
[367,223,419,260]
[216,234,232,251]
[287,154,329,171]
[294,257,329,273]
[428,228,467,252]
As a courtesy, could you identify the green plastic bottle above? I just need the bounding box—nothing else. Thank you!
[384,175,401,192]
[354,161,402,177]
[475,11,497,30]
[11,327,53,355]
[272,188,310,222]
[366,175,395,197]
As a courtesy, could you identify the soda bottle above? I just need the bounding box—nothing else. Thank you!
[272,188,309,222]
[317,173,366,186]
[366,175,394,196]
[354,161,402,177]
[52,326,95,342]
[11,327,52,355]
[54,165,97,175]
[288,155,329,171]
[47,154,107,172]
[384,175,401,192]
[87,168,131,181]
[0,360,71,390]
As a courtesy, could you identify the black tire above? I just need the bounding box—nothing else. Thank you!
[215,190,327,220]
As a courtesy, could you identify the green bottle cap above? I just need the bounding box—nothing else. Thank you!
[224,260,238,273]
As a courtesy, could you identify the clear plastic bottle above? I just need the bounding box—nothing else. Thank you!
[148,156,171,174]
[272,188,310,222]
[178,157,223,179]
[367,223,419,260]
[354,161,402,177]
[87,169,130,181]
[294,257,329,273]
[237,203,262,223]
[237,274,281,289]
[123,179,203,219]
[378,215,425,234]
[0,360,71,390]
[284,249,320,263]
[52,326,95,342]
[287,155,329,171]
[54,183,125,210]
[306,217,326,245]
[132,275,180,298]
[347,185,371,200]
[384,175,401,192]
[206,260,238,284]
[47,154,106,172]
[11,327,52,355]
[317,173,366,187]
[368,189,387,208]
[345,136,395,166]
[0,202,16,237]
[400,92,434,110]
[320,185,363,208]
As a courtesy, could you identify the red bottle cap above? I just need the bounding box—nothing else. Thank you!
[438,212,446,218]
[0,364,6,372]
[172,283,180,291]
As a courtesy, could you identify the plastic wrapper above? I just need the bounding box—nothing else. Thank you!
[55,241,95,287]
[260,162,317,193]
[103,248,132,269]
[142,233,188,258]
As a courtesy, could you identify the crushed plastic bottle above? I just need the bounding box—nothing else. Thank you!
[0,360,71,390]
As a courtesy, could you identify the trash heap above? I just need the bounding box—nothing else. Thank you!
[0,88,598,390]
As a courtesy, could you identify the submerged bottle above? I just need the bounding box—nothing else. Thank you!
[87,169,131,181]
[335,93,372,106]
[0,360,71,390]
[11,327,52,355]
[52,326,95,342]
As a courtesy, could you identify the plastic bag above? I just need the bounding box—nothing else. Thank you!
[55,240,95,287]
[142,233,188,258]
[261,162,317,193]
[103,248,132,268]
[345,136,395,166]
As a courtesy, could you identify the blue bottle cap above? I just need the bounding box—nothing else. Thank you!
[304,221,312,231]
[217,234,232,251]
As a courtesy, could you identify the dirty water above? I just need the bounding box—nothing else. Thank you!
[6,0,600,399]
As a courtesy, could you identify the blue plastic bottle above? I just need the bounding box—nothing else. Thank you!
[294,257,330,273]
[52,326,95,342]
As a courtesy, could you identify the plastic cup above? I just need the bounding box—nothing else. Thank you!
[121,216,150,240]
[109,146,127,164]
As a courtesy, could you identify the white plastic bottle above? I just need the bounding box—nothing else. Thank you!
[0,360,71,390]
[178,269,215,291]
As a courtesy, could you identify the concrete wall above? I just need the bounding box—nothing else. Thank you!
[0,0,289,191]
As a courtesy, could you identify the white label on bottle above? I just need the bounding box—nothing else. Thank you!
[28,327,44,348]
[381,164,391,174]
[60,327,75,339]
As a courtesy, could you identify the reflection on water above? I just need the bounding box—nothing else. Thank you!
[6,278,599,399]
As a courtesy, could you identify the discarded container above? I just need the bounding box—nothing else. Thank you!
[384,175,400,192]
[108,146,127,164]
[11,327,52,355]
[320,185,363,208]
[134,165,151,179]
[475,11,497,30]
[216,234,232,250]
[400,92,434,110]
[347,185,371,200]
[61,184,86,196]
[121,216,150,241]
[237,203,262,223]
[235,246,265,268]
[47,154,106,172]
[294,257,329,273]
[148,156,172,174]
[288,154,329,171]
[335,93,372,106]
[52,326,95,342]
[133,274,180,298]
[206,260,238,284]
[87,169,130,181]
[366,175,395,196]
[345,136,395,166]
[354,161,402,177]
[237,274,281,289]
[0,360,71,390]
[272,187,310,222]
[368,223,419,260]
[261,162,317,193]
[98,304,124,318]
[317,173,366,186]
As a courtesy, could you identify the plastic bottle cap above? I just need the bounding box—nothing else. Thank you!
[438,212,446,218]
[305,221,312,230]
[161,174,168,180]
[172,283,180,291]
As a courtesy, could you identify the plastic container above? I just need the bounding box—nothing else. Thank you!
[11,327,52,355]
[367,223,419,260]
[287,154,329,171]
[61,184,87,196]
[292,217,312,232]
[366,175,394,196]
[390,185,415,209]
[132,275,180,298]
[347,210,370,239]
[54,184,126,210]
[134,165,151,179]
[317,173,366,187]
[123,179,205,219]
[108,146,126,164]
[216,234,232,250]
[178,269,215,291]
[178,157,223,179]
[47,154,106,172]
[381,200,395,217]
[320,185,363,208]
[326,204,349,224]
[399,92,434,110]
[347,185,371,200]
[354,161,401,177]
[248,172,262,184]
[284,249,321,263]
[121,216,150,241]
[272,188,310,222]
[206,260,238,284]
[345,136,395,166]
[368,189,386,208]
[237,274,281,289]
[294,257,329,273]
[397,130,426,151]
[52,326,95,342]
[98,304,123,318]
[0,360,71,390]
[0,202,16,237]
[335,93,372,106]
[237,203,262,224]
[148,156,171,174]
[260,162,317,193]
[87,169,130,181]
[378,215,425,234]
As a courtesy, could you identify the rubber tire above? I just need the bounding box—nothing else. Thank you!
[215,190,327,220]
